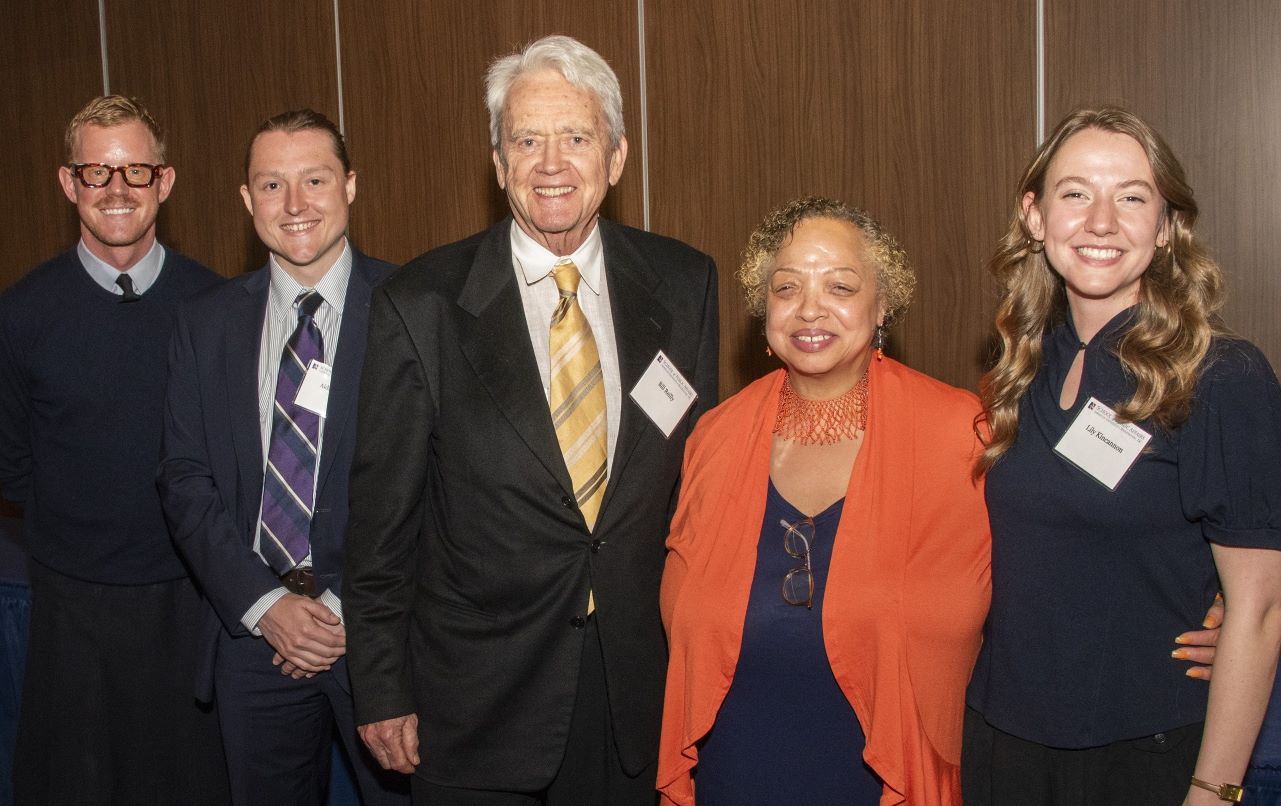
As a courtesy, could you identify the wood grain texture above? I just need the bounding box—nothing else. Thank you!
[340,0,644,265]
[0,0,103,287]
[104,0,340,276]
[645,0,1036,396]
[1046,0,1281,370]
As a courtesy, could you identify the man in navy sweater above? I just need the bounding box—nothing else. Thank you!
[0,96,228,803]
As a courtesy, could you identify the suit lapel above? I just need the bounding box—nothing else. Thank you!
[227,268,269,531]
[457,223,575,495]
[599,221,669,514]
[316,253,372,493]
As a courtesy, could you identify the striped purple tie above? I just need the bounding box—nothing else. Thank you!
[259,290,324,575]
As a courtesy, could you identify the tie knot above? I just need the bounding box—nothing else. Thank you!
[552,262,581,296]
[295,290,324,319]
[116,273,141,302]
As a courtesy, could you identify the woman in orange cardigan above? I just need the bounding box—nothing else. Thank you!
[657,197,991,805]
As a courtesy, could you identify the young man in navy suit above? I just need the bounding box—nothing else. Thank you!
[159,109,408,805]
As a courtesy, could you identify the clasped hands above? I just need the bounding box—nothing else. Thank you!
[257,593,345,680]
[256,594,420,772]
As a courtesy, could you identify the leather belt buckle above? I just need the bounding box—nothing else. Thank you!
[279,568,317,598]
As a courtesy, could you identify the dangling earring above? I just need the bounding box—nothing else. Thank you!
[1028,238,1044,254]
[872,326,886,362]
[765,345,773,357]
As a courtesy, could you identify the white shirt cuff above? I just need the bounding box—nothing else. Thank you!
[318,588,344,625]
[242,586,290,635]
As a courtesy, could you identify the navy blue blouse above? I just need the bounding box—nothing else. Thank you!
[695,481,882,804]
[969,308,1281,748]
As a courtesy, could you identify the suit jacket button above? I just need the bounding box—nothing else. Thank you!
[591,539,602,553]
[570,616,586,629]
[561,495,575,510]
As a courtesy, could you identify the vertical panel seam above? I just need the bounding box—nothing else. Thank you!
[1036,0,1045,145]
[98,0,110,94]
[636,0,651,231]
[333,0,346,134]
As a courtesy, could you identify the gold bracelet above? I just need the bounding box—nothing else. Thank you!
[1190,776,1244,802]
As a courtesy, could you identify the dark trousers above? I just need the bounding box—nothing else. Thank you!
[412,617,658,806]
[13,561,229,806]
[962,706,1203,806]
[215,629,409,806]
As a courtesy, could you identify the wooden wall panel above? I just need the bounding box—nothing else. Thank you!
[104,0,340,276]
[340,0,644,265]
[645,0,1036,396]
[0,0,102,288]
[8,1,1274,398]
[1047,0,1281,370]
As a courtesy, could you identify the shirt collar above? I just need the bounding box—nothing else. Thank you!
[509,221,604,295]
[77,239,166,295]
[267,239,353,315]
[1061,305,1136,352]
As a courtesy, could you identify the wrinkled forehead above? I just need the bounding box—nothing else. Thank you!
[503,71,606,132]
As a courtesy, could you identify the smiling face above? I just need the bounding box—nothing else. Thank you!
[241,128,356,285]
[765,217,885,399]
[58,121,174,270]
[1024,127,1169,325]
[492,69,627,256]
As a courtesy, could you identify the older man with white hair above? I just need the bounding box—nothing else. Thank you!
[345,34,719,805]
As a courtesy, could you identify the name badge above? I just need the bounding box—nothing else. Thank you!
[629,351,697,438]
[295,359,332,418]
[1054,396,1151,490]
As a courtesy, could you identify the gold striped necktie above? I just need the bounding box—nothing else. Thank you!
[549,260,608,530]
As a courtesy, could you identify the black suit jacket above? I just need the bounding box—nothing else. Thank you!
[344,219,719,789]
[159,250,395,700]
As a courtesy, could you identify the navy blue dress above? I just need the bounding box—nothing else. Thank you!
[695,480,882,805]
[969,308,1281,748]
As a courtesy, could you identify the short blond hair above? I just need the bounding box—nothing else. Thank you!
[65,95,165,163]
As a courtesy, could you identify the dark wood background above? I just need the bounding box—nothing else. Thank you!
[3,1,1277,397]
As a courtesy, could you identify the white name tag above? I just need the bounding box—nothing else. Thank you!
[294,360,332,418]
[1054,396,1152,490]
[628,351,697,438]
